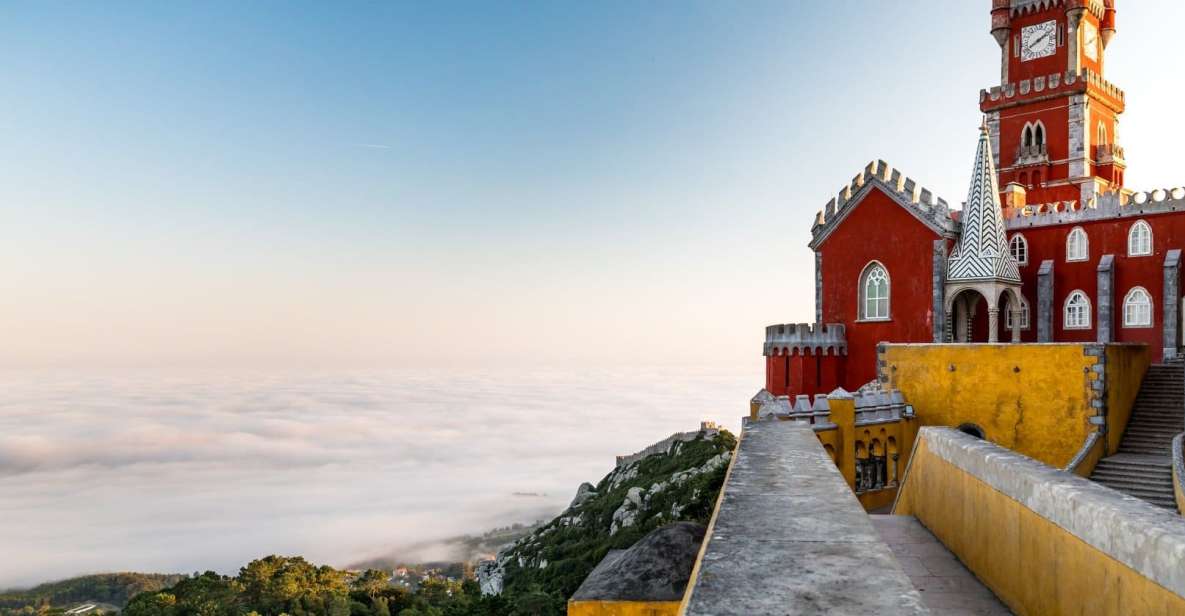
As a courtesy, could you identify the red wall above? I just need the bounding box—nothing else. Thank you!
[1010,210,1185,358]
[818,188,941,389]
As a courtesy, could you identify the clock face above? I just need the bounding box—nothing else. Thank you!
[1083,21,1099,61]
[1021,20,1057,62]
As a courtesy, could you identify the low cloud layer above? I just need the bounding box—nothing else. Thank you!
[0,366,749,589]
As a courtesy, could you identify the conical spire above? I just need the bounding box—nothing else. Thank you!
[947,123,1021,283]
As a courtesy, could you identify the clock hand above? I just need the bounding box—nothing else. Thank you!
[1030,32,1050,49]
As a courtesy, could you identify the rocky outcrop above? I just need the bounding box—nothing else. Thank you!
[476,426,735,599]
[570,522,707,603]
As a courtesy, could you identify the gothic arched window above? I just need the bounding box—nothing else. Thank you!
[1034,122,1045,147]
[1064,290,1092,330]
[859,262,890,321]
[1066,227,1089,262]
[1098,122,1109,147]
[1123,287,1153,328]
[1006,293,1031,330]
[1009,234,1028,265]
[1128,220,1152,256]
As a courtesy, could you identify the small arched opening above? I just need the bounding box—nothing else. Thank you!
[957,423,986,439]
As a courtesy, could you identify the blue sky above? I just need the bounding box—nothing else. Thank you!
[3,1,1184,370]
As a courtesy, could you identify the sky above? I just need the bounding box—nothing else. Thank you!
[3,1,1185,371]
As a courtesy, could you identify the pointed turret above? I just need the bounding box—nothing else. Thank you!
[948,123,1021,284]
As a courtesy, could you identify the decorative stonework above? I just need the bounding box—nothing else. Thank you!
[1007,187,1185,230]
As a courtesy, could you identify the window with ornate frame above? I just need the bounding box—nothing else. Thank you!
[858,262,890,321]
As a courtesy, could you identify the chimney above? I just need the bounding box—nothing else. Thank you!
[1001,182,1027,216]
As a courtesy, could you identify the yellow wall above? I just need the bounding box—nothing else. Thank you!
[895,435,1185,616]
[568,600,681,616]
[1104,345,1151,455]
[881,344,1147,469]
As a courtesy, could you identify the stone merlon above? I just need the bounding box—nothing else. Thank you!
[763,323,847,356]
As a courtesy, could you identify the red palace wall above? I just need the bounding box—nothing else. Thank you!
[818,188,942,389]
[1010,211,1185,358]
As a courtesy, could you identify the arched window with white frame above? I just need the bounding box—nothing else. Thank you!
[1009,234,1028,265]
[1066,227,1089,262]
[1098,122,1108,147]
[1006,293,1031,330]
[1123,287,1153,328]
[858,262,890,321]
[1034,122,1045,147]
[1064,290,1092,329]
[1128,220,1152,256]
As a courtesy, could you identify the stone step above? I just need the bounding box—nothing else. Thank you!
[1092,481,1174,495]
[1096,479,1176,495]
[1098,453,1172,465]
[1090,466,1175,476]
[1117,449,1173,456]
[1090,472,1174,488]
[1103,488,1177,506]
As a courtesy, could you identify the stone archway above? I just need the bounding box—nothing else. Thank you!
[944,283,1023,343]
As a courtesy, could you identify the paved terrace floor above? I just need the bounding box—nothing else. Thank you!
[871,515,1013,616]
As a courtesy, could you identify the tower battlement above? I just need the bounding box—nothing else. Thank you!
[763,323,847,356]
[981,69,1125,113]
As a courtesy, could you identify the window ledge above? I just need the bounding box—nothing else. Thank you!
[1128,252,1153,258]
[1122,324,1154,329]
[1066,257,1089,263]
[856,318,893,323]
[1063,325,1093,330]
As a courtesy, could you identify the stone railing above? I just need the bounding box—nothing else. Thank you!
[1174,433,1185,514]
[1015,143,1049,166]
[896,428,1185,614]
[681,421,928,615]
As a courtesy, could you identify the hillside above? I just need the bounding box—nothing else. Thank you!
[479,427,735,608]
[0,573,184,615]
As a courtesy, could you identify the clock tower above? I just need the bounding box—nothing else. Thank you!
[981,0,1125,210]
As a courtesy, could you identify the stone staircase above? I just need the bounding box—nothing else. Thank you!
[1090,361,1184,510]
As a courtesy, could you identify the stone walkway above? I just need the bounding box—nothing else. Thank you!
[871,515,1014,616]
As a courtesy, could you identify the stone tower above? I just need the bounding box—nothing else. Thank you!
[982,0,1124,209]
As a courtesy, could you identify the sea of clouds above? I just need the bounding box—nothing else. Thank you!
[0,365,751,589]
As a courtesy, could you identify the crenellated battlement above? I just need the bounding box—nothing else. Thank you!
[1008,0,1106,19]
[854,389,913,426]
[981,69,1125,112]
[763,323,847,356]
[1006,186,1185,229]
[810,159,958,248]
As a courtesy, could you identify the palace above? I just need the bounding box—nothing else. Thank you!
[765,0,1185,399]
[574,4,1185,615]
